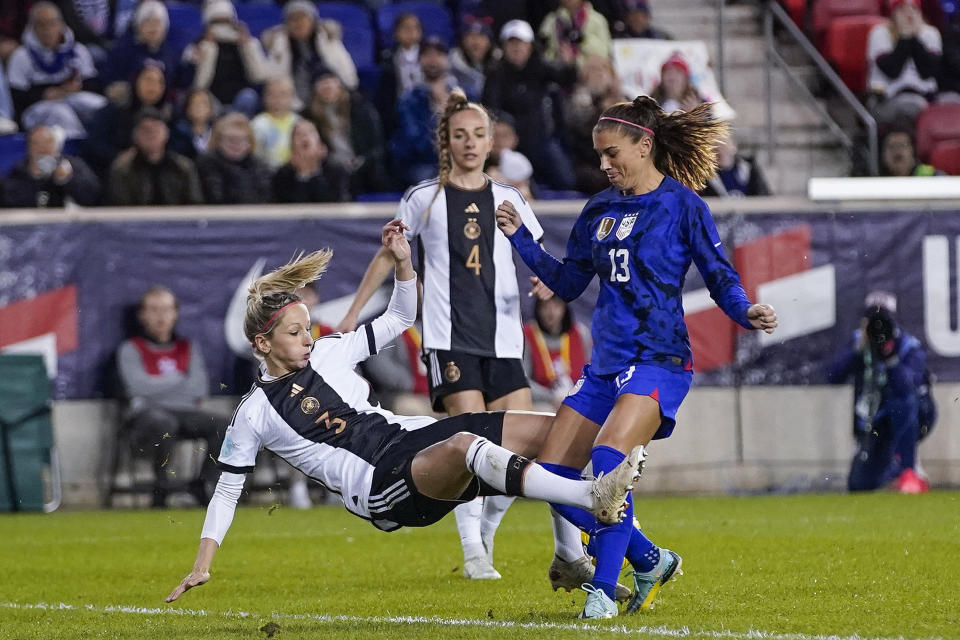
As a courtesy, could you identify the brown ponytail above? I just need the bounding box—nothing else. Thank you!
[423,88,492,219]
[594,96,729,191]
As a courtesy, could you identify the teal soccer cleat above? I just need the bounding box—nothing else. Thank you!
[625,548,682,613]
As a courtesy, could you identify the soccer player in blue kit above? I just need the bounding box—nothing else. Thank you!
[496,96,779,619]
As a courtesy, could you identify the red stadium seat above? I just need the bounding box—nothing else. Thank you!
[915,103,960,161]
[812,0,882,48]
[781,0,807,26]
[824,15,886,93]
[928,141,960,174]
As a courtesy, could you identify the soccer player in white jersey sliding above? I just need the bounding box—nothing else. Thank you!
[337,89,592,587]
[165,220,643,605]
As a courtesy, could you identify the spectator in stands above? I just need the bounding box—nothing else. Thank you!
[0,65,16,133]
[0,1,31,62]
[700,133,771,197]
[651,52,706,113]
[483,19,578,190]
[867,0,942,126]
[827,293,935,493]
[100,1,183,90]
[939,9,960,98]
[522,296,590,408]
[491,111,520,159]
[563,55,628,194]
[539,0,612,67]
[451,16,497,102]
[84,61,175,177]
[196,112,273,204]
[612,0,672,40]
[878,126,944,176]
[2,124,99,207]
[117,285,228,508]
[181,0,269,116]
[6,2,107,139]
[389,36,456,187]
[271,119,348,203]
[302,67,388,194]
[487,148,535,201]
[251,76,300,171]
[171,89,220,158]
[108,107,203,206]
[263,0,358,109]
[376,13,423,135]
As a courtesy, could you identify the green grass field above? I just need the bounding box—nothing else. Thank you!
[1,492,958,639]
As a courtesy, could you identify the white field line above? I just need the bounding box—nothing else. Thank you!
[0,601,947,640]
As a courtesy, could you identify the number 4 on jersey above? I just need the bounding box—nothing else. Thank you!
[467,244,482,275]
[608,248,630,282]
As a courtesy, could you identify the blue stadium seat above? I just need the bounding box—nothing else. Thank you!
[0,134,26,177]
[236,3,284,39]
[355,191,403,203]
[376,2,454,52]
[316,2,376,70]
[165,2,204,53]
[537,189,589,201]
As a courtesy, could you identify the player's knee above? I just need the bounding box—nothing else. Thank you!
[448,431,480,455]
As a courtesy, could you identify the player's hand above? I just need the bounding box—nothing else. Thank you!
[165,569,210,603]
[382,219,411,263]
[747,303,778,334]
[495,200,522,237]
[528,276,553,300]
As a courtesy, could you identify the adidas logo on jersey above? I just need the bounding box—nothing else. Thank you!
[290,384,304,398]
[464,203,480,214]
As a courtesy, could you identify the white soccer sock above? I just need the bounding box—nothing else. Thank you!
[480,495,514,562]
[454,498,485,561]
[464,437,592,509]
[551,506,587,562]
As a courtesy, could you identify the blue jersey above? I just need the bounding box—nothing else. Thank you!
[510,176,753,375]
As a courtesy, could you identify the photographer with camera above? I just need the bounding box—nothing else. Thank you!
[539,0,612,67]
[2,124,99,207]
[827,292,936,493]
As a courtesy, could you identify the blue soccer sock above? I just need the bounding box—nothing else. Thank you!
[540,462,662,575]
[589,445,635,601]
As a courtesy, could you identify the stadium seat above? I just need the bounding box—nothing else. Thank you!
[376,2,455,52]
[355,191,404,202]
[165,1,204,53]
[781,0,807,26]
[929,140,960,175]
[0,133,26,177]
[316,2,376,69]
[236,3,284,39]
[823,15,886,93]
[915,103,960,161]
[812,0,882,49]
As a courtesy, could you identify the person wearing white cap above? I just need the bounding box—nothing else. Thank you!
[181,0,268,116]
[262,0,358,107]
[482,19,577,190]
[101,0,181,89]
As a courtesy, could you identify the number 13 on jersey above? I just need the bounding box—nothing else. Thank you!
[608,248,630,282]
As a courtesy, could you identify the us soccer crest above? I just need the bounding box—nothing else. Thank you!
[596,217,616,240]
[444,361,461,383]
[616,213,639,240]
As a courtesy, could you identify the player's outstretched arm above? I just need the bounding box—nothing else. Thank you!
[336,223,408,333]
[165,538,217,603]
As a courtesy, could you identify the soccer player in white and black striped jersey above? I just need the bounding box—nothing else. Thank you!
[164,222,643,605]
[337,90,588,584]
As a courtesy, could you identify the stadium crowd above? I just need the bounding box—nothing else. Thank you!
[0,0,782,209]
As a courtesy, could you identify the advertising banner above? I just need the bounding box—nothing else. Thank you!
[1,209,958,399]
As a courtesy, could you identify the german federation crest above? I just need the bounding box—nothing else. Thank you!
[616,213,639,240]
[596,217,616,240]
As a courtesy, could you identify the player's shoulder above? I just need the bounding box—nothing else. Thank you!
[660,176,709,214]
[401,177,441,204]
[488,178,529,207]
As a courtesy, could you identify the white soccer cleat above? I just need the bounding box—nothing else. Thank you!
[591,445,644,524]
[462,555,502,580]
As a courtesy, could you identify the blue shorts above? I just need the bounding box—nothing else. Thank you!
[562,363,693,440]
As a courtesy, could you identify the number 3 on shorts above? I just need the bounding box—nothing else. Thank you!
[608,248,630,282]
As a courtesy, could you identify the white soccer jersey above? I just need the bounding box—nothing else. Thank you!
[395,177,544,359]
[202,277,430,543]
